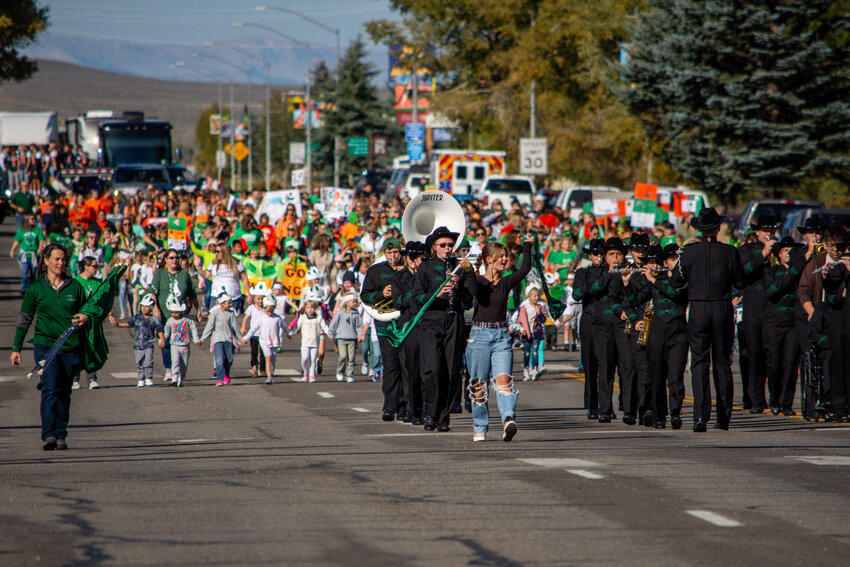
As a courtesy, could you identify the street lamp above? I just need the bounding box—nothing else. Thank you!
[205,41,271,190]
[235,21,313,192]
[255,5,339,67]
[191,52,250,192]
[171,62,225,185]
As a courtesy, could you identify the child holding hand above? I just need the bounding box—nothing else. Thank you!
[327,294,363,383]
[242,295,286,384]
[201,293,243,386]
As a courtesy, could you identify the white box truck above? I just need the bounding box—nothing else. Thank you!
[0,111,58,146]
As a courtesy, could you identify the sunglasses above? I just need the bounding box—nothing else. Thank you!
[435,242,453,249]
[167,256,178,260]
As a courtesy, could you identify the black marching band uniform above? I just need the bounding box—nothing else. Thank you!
[374,207,850,434]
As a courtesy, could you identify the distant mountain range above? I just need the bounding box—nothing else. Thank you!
[24,32,387,85]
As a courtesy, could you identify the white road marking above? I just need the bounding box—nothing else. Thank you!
[547,363,578,372]
[814,428,850,432]
[566,469,605,480]
[317,392,335,398]
[0,376,19,382]
[791,456,850,466]
[352,407,370,413]
[685,510,742,527]
[175,438,253,444]
[578,430,648,434]
[275,369,301,376]
[369,432,467,437]
[519,458,601,468]
[110,372,138,379]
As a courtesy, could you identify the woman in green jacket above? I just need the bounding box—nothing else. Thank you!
[11,244,97,451]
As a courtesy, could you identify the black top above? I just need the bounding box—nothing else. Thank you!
[678,238,745,301]
[411,254,472,314]
[391,267,417,323]
[359,261,402,328]
[465,241,532,323]
[738,240,769,296]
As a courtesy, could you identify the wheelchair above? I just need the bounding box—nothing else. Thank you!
[800,342,828,421]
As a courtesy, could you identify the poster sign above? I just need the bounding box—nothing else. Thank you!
[320,187,355,219]
[593,198,619,217]
[291,168,306,187]
[275,261,307,300]
[167,216,187,250]
[256,189,302,224]
[289,142,306,165]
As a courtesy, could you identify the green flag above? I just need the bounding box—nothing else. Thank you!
[80,264,128,374]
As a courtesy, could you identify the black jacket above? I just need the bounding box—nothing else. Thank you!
[411,255,471,314]
[360,261,402,328]
[678,239,745,301]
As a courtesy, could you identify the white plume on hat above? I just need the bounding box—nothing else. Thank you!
[306,267,323,281]
[524,284,542,298]
[262,294,277,307]
[544,272,559,286]
[216,293,233,305]
[165,295,187,312]
[140,294,156,307]
[340,293,357,305]
[250,281,271,296]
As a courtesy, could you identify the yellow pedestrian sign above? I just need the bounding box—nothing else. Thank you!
[233,141,249,162]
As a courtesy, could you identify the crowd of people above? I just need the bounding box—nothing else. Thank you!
[8,171,846,449]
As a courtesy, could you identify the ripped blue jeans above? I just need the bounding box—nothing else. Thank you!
[466,326,518,434]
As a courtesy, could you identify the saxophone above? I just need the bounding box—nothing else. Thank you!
[637,299,653,347]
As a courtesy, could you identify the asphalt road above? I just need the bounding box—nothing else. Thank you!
[1,219,849,567]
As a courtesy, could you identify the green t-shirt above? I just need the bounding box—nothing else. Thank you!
[10,191,35,214]
[547,250,575,280]
[13,277,97,353]
[148,269,196,319]
[230,227,264,249]
[75,275,102,298]
[14,228,44,253]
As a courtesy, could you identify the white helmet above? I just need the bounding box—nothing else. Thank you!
[165,295,187,312]
[140,294,156,307]
[544,272,559,286]
[306,267,323,281]
[262,295,277,308]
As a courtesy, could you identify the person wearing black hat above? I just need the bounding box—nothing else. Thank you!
[738,213,779,413]
[625,233,654,424]
[794,218,828,354]
[411,226,471,432]
[678,207,746,431]
[392,241,426,424]
[571,238,605,419]
[762,237,807,416]
[360,237,406,422]
[587,237,639,424]
[821,232,850,422]
[641,243,688,428]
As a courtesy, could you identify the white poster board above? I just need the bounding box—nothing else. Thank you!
[291,168,306,187]
[256,189,302,224]
[320,187,355,220]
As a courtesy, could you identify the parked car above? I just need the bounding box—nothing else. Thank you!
[355,168,391,195]
[553,186,630,221]
[477,174,536,208]
[111,164,197,196]
[781,208,850,241]
[736,198,824,238]
[400,171,431,199]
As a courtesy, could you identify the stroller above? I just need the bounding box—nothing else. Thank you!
[800,342,828,422]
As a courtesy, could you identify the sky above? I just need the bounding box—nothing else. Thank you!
[41,0,396,51]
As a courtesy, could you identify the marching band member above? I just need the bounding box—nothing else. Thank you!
[796,219,829,352]
[821,232,850,422]
[571,238,605,419]
[588,237,638,424]
[678,208,745,431]
[625,233,653,425]
[392,241,426,424]
[738,214,778,413]
[641,244,688,429]
[360,238,406,421]
[464,235,533,442]
[762,237,807,416]
[410,226,470,432]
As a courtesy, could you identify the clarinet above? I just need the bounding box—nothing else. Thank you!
[445,255,458,315]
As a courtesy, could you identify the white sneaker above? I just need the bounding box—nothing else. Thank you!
[137,380,145,388]
[265,376,274,384]
[502,418,517,442]
[530,368,539,381]
[473,433,486,442]
[361,363,368,375]
[537,366,547,378]
[175,378,183,387]
[88,379,99,389]
[72,381,81,390]
[164,371,172,383]
[523,368,530,381]
[336,374,344,382]
[346,376,354,383]
[144,378,154,386]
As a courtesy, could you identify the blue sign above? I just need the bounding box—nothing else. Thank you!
[405,123,425,143]
[407,141,424,162]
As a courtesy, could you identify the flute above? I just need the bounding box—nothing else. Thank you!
[813,261,840,275]
[608,267,672,274]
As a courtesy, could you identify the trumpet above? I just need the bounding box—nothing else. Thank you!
[816,243,825,254]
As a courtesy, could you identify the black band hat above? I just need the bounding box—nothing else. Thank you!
[690,207,725,231]
[424,226,460,250]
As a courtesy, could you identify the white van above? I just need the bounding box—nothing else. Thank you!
[478,174,536,208]
[554,186,627,221]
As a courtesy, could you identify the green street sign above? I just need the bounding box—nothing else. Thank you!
[348,136,369,157]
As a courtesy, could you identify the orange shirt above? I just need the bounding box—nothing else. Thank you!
[341,222,360,243]
[258,224,277,254]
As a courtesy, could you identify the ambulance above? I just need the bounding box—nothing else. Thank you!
[430,149,506,198]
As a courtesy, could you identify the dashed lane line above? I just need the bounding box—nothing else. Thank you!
[317,392,335,398]
[790,456,850,466]
[685,510,743,527]
[566,469,605,480]
[352,407,370,413]
[175,438,254,444]
[111,372,138,379]
[518,457,601,468]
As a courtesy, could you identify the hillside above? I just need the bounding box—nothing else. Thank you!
[0,60,298,153]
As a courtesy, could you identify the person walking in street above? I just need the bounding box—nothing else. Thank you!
[110,294,164,388]
[11,243,99,450]
[201,293,243,386]
[161,296,201,388]
[10,213,45,294]
[327,293,363,383]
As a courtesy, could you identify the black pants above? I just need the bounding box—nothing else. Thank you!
[399,326,423,418]
[594,316,636,417]
[763,314,800,408]
[688,301,735,425]
[742,293,769,410]
[579,313,599,411]
[736,321,751,408]
[419,310,463,426]
[632,332,650,418]
[250,337,266,372]
[820,310,843,412]
[836,312,850,416]
[647,316,688,419]
[378,334,402,413]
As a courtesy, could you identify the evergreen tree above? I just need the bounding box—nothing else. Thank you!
[621,0,850,202]
[0,1,49,84]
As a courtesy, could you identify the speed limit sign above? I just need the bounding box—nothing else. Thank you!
[519,137,548,175]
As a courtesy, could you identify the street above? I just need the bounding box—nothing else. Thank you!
[1,221,849,567]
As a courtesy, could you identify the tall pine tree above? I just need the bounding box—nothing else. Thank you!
[621,0,850,203]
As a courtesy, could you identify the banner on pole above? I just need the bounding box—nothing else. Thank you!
[320,187,355,220]
[256,189,302,224]
[167,217,188,250]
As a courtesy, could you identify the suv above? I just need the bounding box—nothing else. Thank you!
[736,198,824,238]
[111,164,197,196]
[478,174,536,208]
[782,208,850,240]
